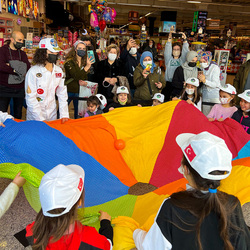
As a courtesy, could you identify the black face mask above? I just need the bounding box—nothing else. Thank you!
[188,62,197,67]
[47,54,58,64]
[76,50,86,57]
[14,41,23,50]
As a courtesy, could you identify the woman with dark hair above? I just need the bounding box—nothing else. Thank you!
[162,31,189,101]
[133,131,250,249]
[25,38,69,122]
[64,40,94,119]
[143,39,158,62]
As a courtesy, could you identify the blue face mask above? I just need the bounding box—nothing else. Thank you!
[77,50,86,57]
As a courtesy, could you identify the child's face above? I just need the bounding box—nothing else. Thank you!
[118,93,128,103]
[219,90,232,100]
[153,99,162,106]
[240,99,250,112]
[88,104,98,112]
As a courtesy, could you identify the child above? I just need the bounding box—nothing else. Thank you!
[0,111,13,127]
[172,77,201,111]
[133,132,250,249]
[17,164,113,249]
[0,172,26,219]
[232,89,250,134]
[105,86,133,112]
[152,93,165,106]
[84,96,103,117]
[207,84,237,121]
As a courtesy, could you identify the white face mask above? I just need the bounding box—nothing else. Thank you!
[220,97,230,104]
[186,88,195,95]
[200,62,209,69]
[129,47,137,55]
[173,50,180,57]
[108,53,117,61]
[143,61,152,68]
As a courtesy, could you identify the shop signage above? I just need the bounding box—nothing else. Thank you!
[128,11,139,23]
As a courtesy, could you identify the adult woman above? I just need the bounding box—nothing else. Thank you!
[143,39,158,62]
[198,51,221,116]
[64,40,94,119]
[25,38,69,122]
[133,51,166,101]
[133,131,250,249]
[172,50,198,98]
[97,44,124,100]
[162,31,189,101]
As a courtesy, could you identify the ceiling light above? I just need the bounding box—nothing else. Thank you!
[187,1,201,3]
[117,3,151,7]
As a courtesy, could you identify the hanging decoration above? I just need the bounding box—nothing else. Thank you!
[88,0,116,32]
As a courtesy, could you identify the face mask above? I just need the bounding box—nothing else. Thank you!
[129,47,137,55]
[108,53,117,61]
[246,109,250,112]
[200,62,209,69]
[173,50,180,57]
[186,88,195,95]
[14,41,23,50]
[47,54,58,64]
[220,97,230,104]
[149,44,153,48]
[188,62,197,67]
[77,50,86,57]
[118,98,128,105]
[143,61,152,68]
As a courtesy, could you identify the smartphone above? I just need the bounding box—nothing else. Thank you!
[172,33,182,38]
[87,50,95,63]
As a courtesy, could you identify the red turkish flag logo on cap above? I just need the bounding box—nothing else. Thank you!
[184,144,196,162]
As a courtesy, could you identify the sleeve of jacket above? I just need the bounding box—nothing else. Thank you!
[25,69,45,121]
[204,65,220,88]
[164,42,173,66]
[133,66,146,87]
[64,60,88,82]
[160,73,166,89]
[0,182,19,219]
[133,198,172,250]
[0,48,15,74]
[120,47,129,61]
[99,219,113,244]
[56,73,69,119]
[180,42,190,63]
[0,111,13,123]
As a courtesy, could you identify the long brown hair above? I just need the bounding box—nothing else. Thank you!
[65,45,87,68]
[170,156,238,250]
[32,191,85,250]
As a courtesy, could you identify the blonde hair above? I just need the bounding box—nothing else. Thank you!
[106,44,120,57]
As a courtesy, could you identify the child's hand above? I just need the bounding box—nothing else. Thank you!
[217,118,224,122]
[186,99,194,105]
[208,118,215,121]
[12,171,26,188]
[0,122,5,127]
[137,104,142,107]
[109,107,115,111]
[61,118,69,124]
[172,97,179,101]
[99,210,111,221]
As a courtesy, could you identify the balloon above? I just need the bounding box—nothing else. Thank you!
[111,8,116,23]
[103,7,112,22]
[95,26,100,32]
[90,12,99,28]
[114,139,126,150]
[99,20,106,32]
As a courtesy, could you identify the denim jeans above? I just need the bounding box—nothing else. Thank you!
[67,92,79,119]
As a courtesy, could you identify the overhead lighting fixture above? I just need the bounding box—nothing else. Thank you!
[207,18,212,20]
[117,3,151,7]
[187,1,201,3]
[145,12,152,17]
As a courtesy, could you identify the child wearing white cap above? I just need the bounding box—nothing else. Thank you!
[232,89,250,134]
[25,38,69,122]
[207,84,237,121]
[133,132,250,249]
[105,86,134,112]
[17,164,113,249]
[172,77,202,111]
[152,93,164,106]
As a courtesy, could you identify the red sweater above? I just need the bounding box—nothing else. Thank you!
[0,44,30,89]
[26,221,112,250]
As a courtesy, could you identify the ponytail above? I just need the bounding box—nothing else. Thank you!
[170,156,237,250]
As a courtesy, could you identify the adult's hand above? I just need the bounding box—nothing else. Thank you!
[155,82,162,89]
[61,118,69,124]
[198,74,206,83]
[127,38,135,51]
[142,68,149,78]
[180,32,187,40]
[79,80,88,86]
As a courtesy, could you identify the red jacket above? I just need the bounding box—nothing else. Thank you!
[26,221,112,250]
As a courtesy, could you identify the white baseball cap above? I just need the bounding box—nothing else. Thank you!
[39,164,85,217]
[95,94,107,110]
[176,132,232,180]
[238,89,250,103]
[152,93,164,103]
[39,38,62,52]
[219,84,237,95]
[186,77,199,87]
[117,86,129,94]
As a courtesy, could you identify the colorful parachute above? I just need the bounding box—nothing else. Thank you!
[0,100,250,249]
